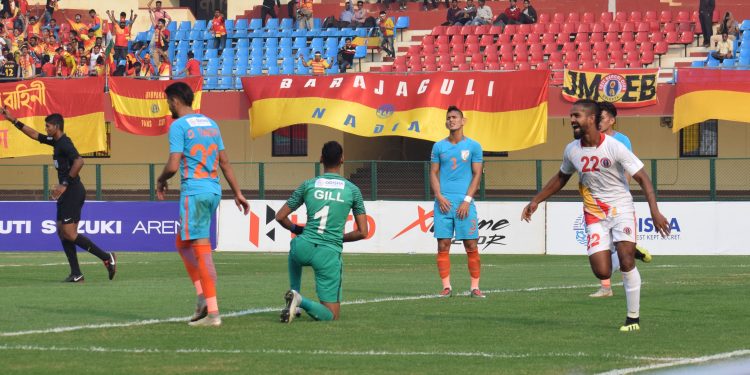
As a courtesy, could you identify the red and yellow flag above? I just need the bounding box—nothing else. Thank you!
[0,77,106,158]
[109,77,203,136]
[242,72,549,152]
[673,68,750,131]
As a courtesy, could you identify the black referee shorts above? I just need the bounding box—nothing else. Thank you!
[57,183,86,223]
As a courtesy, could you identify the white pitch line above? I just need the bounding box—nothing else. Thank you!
[0,283,602,337]
[597,349,750,375]
[0,261,152,268]
[0,344,690,361]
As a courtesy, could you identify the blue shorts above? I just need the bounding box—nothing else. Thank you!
[179,193,220,240]
[433,199,478,240]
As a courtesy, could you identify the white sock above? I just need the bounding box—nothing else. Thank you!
[611,250,621,273]
[621,267,641,319]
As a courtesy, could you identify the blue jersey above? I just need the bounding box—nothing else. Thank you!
[430,137,483,201]
[612,131,632,151]
[168,114,225,196]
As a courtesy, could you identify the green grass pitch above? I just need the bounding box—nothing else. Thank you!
[1,252,749,374]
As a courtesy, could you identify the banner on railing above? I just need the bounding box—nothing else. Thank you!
[0,77,106,159]
[108,77,203,136]
[241,72,549,152]
[0,201,215,252]
[562,68,659,108]
[673,68,750,131]
[216,200,546,254]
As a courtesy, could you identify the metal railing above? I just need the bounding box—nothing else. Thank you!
[2,158,749,201]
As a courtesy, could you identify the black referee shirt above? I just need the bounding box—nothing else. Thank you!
[37,133,81,185]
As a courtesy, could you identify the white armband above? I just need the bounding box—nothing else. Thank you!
[463,195,473,203]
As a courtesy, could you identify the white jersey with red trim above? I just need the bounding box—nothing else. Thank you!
[560,134,644,224]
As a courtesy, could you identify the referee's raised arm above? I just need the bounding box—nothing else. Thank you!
[0,106,40,140]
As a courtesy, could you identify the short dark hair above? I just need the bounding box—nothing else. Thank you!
[120,11,127,17]
[573,99,601,127]
[158,18,166,25]
[345,37,352,42]
[598,101,617,119]
[164,82,194,107]
[446,105,463,117]
[89,9,96,14]
[45,113,64,131]
[156,0,162,3]
[187,51,194,58]
[380,10,386,15]
[321,141,344,167]
[134,61,142,68]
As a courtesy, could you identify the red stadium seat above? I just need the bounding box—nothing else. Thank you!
[607,22,620,33]
[504,24,517,35]
[472,62,486,70]
[649,20,660,33]
[460,25,476,36]
[381,64,393,72]
[575,32,590,45]
[577,41,591,52]
[654,41,668,65]
[422,35,435,46]
[590,33,604,43]
[500,50,514,63]
[501,62,516,71]
[610,49,624,62]
[489,25,503,35]
[677,11,689,22]
[424,64,437,72]
[621,32,634,42]
[553,13,565,24]
[665,31,679,44]
[527,32,541,44]
[562,22,576,35]
[663,22,677,32]
[437,43,451,54]
[537,13,550,24]
[499,43,513,55]
[558,32,571,43]
[595,60,609,69]
[615,11,627,23]
[640,41,653,52]
[423,54,437,64]
[479,34,494,47]
[512,35,527,46]
[677,22,692,33]
[485,52,499,63]
[690,10,699,23]
[530,47,544,64]
[659,11,672,24]
[549,51,563,62]
[562,41,576,53]
[577,23,590,34]
[679,31,694,55]
[457,62,470,71]
[613,60,627,68]
[640,49,655,66]
[438,62,453,71]
[594,50,608,62]
[543,43,558,54]
[579,50,593,61]
[394,55,408,65]
[432,26,447,35]
[517,62,531,70]
[518,23,532,35]
[487,62,501,70]
[622,22,635,33]
[515,48,529,62]
[608,41,622,53]
[630,11,642,23]
[466,34,479,45]
[446,25,461,35]
[605,31,619,43]
[452,44,465,54]
[535,61,550,70]
[582,60,595,69]
[551,61,564,70]
[394,64,408,72]
[593,41,607,53]
[450,34,465,45]
[470,52,483,62]
[635,31,650,43]
[484,44,498,55]
[644,11,657,22]
[547,22,561,34]
[436,35,450,45]
[591,22,605,33]
[564,51,577,63]
[496,33,511,44]
[474,25,490,35]
[541,32,556,45]
[408,45,422,55]
[466,43,480,54]
[651,31,664,42]
[626,52,641,66]
[582,12,595,24]
[623,41,637,53]
[565,60,580,69]
[600,12,613,24]
[568,12,580,23]
[533,23,546,34]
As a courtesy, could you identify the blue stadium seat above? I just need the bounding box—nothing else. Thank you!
[706,59,720,67]
[266,18,280,30]
[327,65,339,74]
[267,65,280,75]
[691,60,704,67]
[280,18,294,30]
[237,38,250,49]
[354,45,367,71]
[266,38,279,50]
[249,65,263,75]
[192,47,204,61]
[237,48,250,60]
[235,18,249,30]
[293,37,307,49]
[291,29,307,38]
[178,20,191,31]
[354,28,369,37]
[249,18,263,30]
[166,21,177,33]
[236,59,249,73]
[218,75,234,90]
[223,48,236,59]
[311,38,324,52]
[297,47,310,60]
[280,38,293,48]
[325,37,339,50]
[324,48,337,60]
[193,20,207,31]
[251,48,263,60]
[312,18,321,30]
[741,20,750,31]
[204,76,218,90]
[189,29,204,40]
[205,49,219,60]
[279,46,293,58]
[251,38,264,49]
[225,19,235,32]
[722,58,736,68]
[395,16,409,41]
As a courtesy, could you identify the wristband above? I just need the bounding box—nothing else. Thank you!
[463,195,473,203]
[13,120,23,130]
[61,180,69,186]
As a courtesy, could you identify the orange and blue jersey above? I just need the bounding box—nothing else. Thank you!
[168,113,225,196]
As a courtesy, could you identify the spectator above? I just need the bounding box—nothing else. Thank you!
[18,44,33,77]
[55,46,76,77]
[88,9,102,38]
[300,51,330,75]
[520,0,536,24]
[63,12,88,35]
[44,17,58,39]
[93,55,104,76]
[89,44,103,72]
[138,51,155,77]
[179,51,201,77]
[338,37,356,72]
[469,0,492,25]
[43,34,57,56]
[378,10,395,58]
[351,1,371,27]
[339,1,354,28]
[712,32,733,61]
[287,0,297,20]
[40,53,54,76]
[495,0,521,26]
[444,0,461,26]
[129,61,142,77]
[44,0,58,26]
[1,52,19,79]
[118,10,137,27]
[151,18,169,66]
[297,0,313,30]
[80,28,95,52]
[710,11,739,47]
[455,0,477,26]
[423,0,444,12]
[148,0,171,27]
[106,10,134,62]
[261,0,281,27]
[157,50,170,80]
[699,0,714,48]
[397,0,407,12]
[76,55,89,76]
[125,42,141,73]
[211,9,226,52]
[26,15,39,38]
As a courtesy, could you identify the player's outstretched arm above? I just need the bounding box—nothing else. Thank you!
[430,162,451,213]
[522,171,572,222]
[632,169,671,237]
[344,214,368,242]
[217,149,249,214]
[156,152,181,200]
[0,106,39,140]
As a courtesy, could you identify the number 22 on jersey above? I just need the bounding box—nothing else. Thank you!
[581,156,600,173]
[190,144,219,179]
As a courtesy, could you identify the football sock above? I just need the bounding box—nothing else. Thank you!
[61,239,81,275]
[299,296,334,321]
[73,235,110,261]
[176,238,203,296]
[466,249,481,290]
[621,267,641,319]
[601,278,611,289]
[437,251,451,289]
[194,244,218,314]
[625,316,640,325]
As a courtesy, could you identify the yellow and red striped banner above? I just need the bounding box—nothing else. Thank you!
[241,72,549,152]
[673,68,750,131]
[562,68,659,108]
[0,77,106,159]
[109,77,203,136]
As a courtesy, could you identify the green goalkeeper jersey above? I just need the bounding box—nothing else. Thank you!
[286,173,366,249]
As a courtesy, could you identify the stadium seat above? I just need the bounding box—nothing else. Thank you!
[706,59,720,68]
[722,58,737,68]
[249,18,263,31]
[501,62,515,71]
[396,17,409,41]
[660,11,673,24]
[537,13,550,24]
[266,18,280,30]
[691,60,704,68]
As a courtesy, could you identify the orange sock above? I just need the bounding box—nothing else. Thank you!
[176,238,202,295]
[194,244,218,314]
[437,251,451,289]
[467,249,480,290]
[601,278,611,289]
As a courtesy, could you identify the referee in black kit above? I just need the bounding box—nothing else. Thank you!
[2,106,116,282]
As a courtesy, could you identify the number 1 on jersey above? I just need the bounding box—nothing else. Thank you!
[313,206,329,234]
